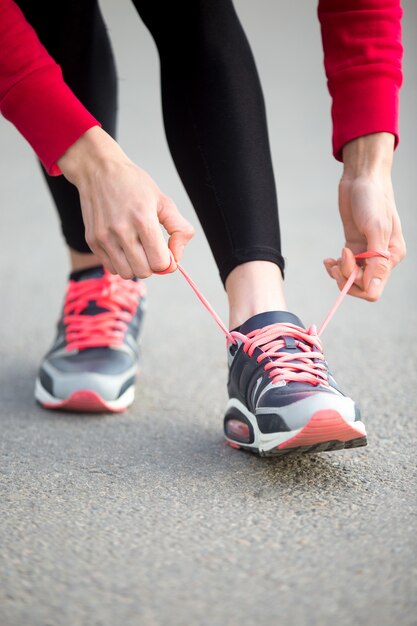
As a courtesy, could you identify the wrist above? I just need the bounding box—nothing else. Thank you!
[57,127,127,184]
[342,132,394,179]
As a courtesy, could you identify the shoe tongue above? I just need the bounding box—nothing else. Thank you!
[237,311,305,335]
[69,265,105,282]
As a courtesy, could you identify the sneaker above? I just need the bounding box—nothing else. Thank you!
[35,265,146,413]
[224,311,367,456]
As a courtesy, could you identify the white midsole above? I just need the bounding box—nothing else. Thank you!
[224,397,366,452]
[34,378,135,410]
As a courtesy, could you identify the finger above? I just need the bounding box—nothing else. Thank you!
[134,212,172,273]
[95,248,117,275]
[362,248,391,301]
[363,259,390,300]
[389,211,407,267]
[324,253,364,290]
[154,250,176,275]
[323,257,337,279]
[341,247,365,288]
[158,197,195,262]
[361,209,406,299]
[351,214,390,299]
[86,239,118,275]
[328,263,371,300]
[101,242,138,280]
[340,247,356,279]
[120,237,153,279]
[93,228,147,279]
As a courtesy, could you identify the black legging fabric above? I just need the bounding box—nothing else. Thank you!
[15,0,284,284]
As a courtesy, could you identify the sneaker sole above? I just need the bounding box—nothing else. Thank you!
[224,398,367,456]
[34,378,135,414]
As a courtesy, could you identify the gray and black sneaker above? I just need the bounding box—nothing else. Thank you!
[224,311,366,456]
[35,265,146,413]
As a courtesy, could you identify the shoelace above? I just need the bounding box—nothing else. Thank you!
[160,250,389,386]
[237,321,330,387]
[64,272,145,351]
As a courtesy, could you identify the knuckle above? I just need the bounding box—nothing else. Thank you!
[375,258,390,272]
[134,213,153,233]
[129,259,152,278]
[183,223,195,239]
[94,229,109,246]
[151,259,171,273]
[84,232,95,249]
[120,270,134,280]
[110,223,130,239]
[136,269,152,279]
[161,195,176,210]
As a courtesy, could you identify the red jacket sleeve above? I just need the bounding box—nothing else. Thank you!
[318,0,403,162]
[0,0,100,175]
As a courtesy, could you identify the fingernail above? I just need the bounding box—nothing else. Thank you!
[368,278,382,298]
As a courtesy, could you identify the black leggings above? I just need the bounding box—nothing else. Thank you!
[16,0,284,284]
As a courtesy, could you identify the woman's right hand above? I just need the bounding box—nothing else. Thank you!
[323,133,406,301]
[57,127,194,279]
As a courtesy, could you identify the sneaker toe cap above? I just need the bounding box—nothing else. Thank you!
[256,389,358,432]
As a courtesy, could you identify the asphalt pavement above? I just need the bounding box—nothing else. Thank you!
[1,1,416,625]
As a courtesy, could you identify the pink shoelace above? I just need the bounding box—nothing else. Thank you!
[64,272,146,351]
[160,250,389,387]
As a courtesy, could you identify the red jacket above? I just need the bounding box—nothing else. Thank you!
[0,0,403,175]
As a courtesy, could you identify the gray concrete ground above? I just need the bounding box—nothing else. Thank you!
[1,1,416,625]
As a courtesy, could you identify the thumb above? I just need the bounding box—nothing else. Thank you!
[158,196,195,264]
[361,232,391,301]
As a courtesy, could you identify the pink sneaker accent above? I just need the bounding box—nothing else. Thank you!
[227,440,242,450]
[277,409,366,450]
[41,389,127,413]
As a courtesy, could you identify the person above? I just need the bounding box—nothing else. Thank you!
[1,0,405,455]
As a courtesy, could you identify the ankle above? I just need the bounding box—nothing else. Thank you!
[69,248,103,272]
[225,261,287,329]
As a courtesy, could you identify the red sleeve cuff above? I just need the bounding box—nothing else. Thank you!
[1,65,100,175]
[331,72,400,162]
